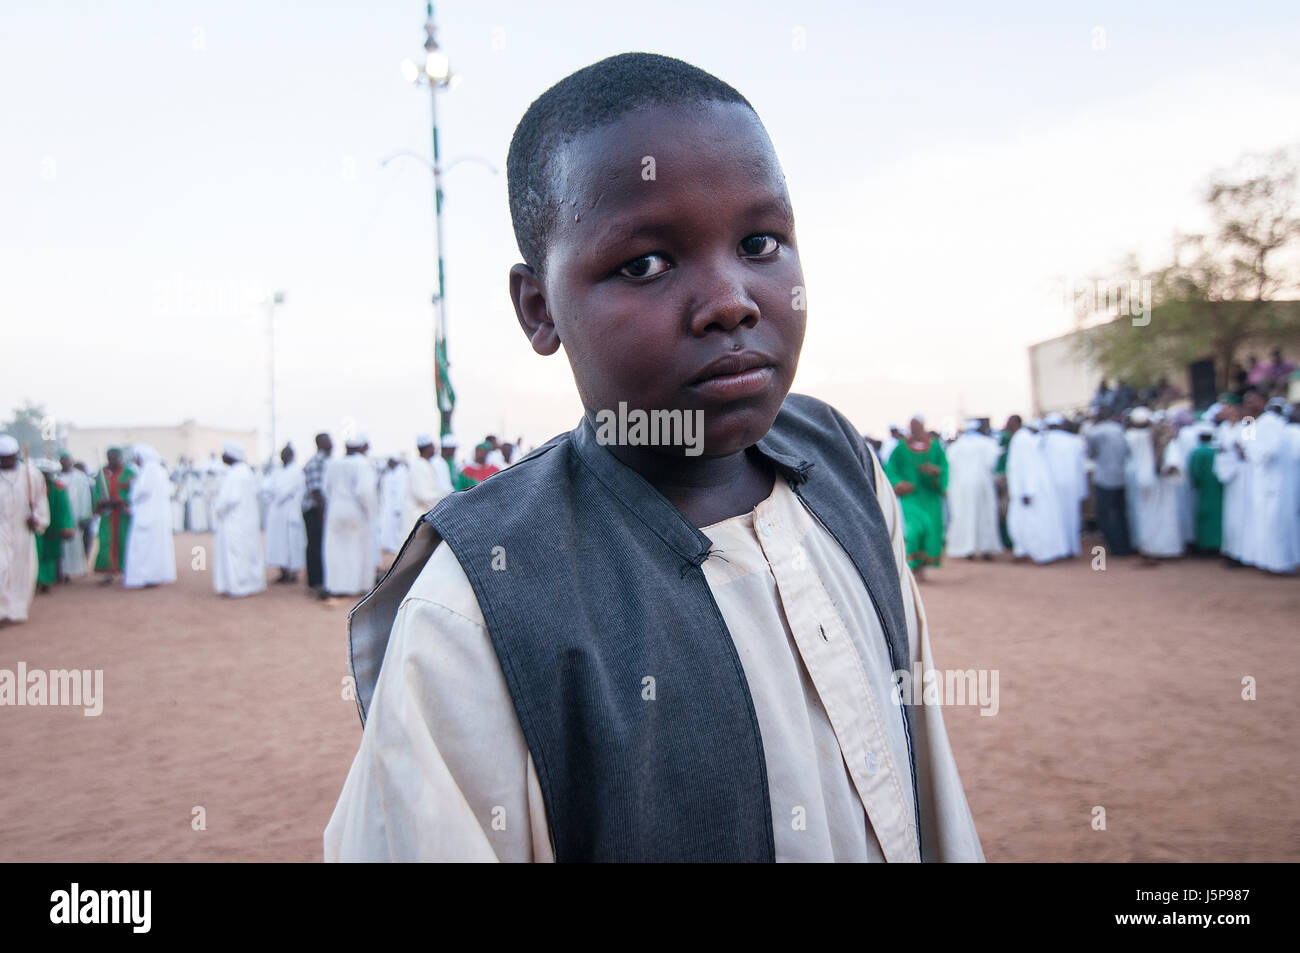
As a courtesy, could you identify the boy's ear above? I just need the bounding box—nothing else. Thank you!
[509,263,560,356]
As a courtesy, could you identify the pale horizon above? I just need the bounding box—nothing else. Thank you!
[4,0,1298,460]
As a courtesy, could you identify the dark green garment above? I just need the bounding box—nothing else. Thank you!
[996,431,1012,548]
[886,438,949,570]
[39,477,74,585]
[1187,444,1223,550]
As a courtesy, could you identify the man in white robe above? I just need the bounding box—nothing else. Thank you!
[1171,414,1202,545]
[1283,406,1300,570]
[0,434,50,624]
[944,420,1002,559]
[1213,404,1249,564]
[123,445,177,588]
[1039,414,1089,556]
[379,458,409,555]
[185,467,208,532]
[58,452,92,578]
[403,434,454,539]
[324,435,380,596]
[212,442,266,597]
[1005,418,1070,563]
[1125,409,1183,559]
[1238,393,1297,573]
[265,444,307,582]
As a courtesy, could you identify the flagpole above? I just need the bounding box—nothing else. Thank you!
[424,2,453,438]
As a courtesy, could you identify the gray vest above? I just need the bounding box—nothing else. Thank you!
[348,393,919,861]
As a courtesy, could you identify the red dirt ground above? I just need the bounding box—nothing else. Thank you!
[0,532,1296,861]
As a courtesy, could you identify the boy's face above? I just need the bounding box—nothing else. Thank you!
[512,101,805,458]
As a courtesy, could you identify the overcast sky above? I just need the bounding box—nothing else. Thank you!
[4,0,1298,460]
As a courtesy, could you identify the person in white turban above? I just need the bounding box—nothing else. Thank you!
[403,433,454,541]
[0,434,50,623]
[265,443,307,582]
[123,445,177,588]
[1039,414,1088,556]
[1005,417,1070,563]
[379,456,409,555]
[57,452,92,578]
[1125,408,1184,560]
[324,434,379,596]
[212,442,266,597]
[945,420,1003,559]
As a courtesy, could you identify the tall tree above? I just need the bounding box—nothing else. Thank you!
[1081,147,1300,391]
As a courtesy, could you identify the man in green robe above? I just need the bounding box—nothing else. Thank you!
[1186,428,1222,552]
[92,447,135,580]
[37,464,75,589]
[886,416,949,577]
[995,422,1014,549]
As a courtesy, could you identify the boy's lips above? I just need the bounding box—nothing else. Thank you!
[687,352,777,400]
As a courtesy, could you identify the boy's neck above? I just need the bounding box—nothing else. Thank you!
[606,443,776,528]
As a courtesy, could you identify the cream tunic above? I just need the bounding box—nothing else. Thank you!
[325,452,983,862]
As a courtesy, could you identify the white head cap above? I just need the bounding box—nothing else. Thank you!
[0,434,18,456]
[1129,407,1152,426]
[963,418,982,433]
[441,433,459,449]
[415,433,435,449]
[345,433,369,450]
[131,444,159,464]
[1044,412,1066,427]
[222,441,245,462]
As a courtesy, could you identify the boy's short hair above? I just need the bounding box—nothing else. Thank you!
[506,52,755,274]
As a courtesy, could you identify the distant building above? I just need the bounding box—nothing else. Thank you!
[1028,328,1105,418]
[1029,305,1300,417]
[65,419,259,468]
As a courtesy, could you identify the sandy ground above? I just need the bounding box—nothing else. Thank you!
[0,531,1296,862]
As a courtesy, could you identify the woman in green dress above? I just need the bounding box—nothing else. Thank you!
[885,417,949,578]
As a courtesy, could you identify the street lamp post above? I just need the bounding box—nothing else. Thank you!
[265,291,285,464]
[402,3,457,437]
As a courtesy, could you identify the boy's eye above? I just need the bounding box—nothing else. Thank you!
[739,234,779,258]
[618,254,671,279]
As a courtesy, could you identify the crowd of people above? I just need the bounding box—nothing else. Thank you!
[0,431,522,624]
[870,381,1300,579]
[5,371,1297,627]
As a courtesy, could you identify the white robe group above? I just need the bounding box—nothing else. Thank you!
[944,432,1003,557]
[1005,428,1071,563]
[0,461,50,622]
[124,447,177,588]
[213,461,266,597]
[265,462,307,573]
[324,452,379,596]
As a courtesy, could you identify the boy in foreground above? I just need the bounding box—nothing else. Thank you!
[327,53,983,862]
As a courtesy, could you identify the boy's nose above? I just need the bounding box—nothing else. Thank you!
[687,263,759,336]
